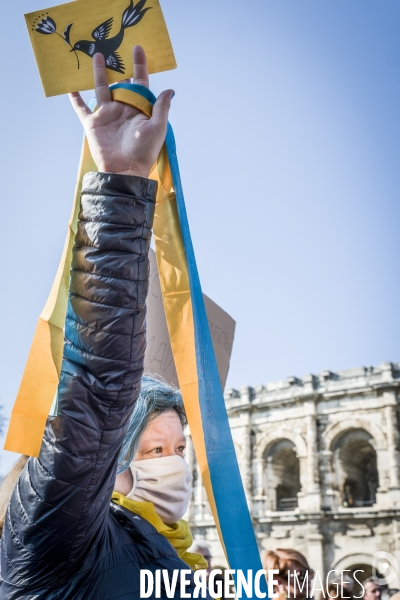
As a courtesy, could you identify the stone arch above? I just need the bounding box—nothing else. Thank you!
[322,418,387,452]
[254,428,307,460]
[267,440,301,510]
[325,423,382,507]
[253,429,307,511]
[332,552,373,572]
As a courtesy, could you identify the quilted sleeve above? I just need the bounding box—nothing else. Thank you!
[2,172,157,587]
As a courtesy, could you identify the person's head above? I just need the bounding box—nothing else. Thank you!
[325,576,354,600]
[191,543,212,576]
[363,579,382,600]
[117,374,187,473]
[263,549,313,600]
[115,375,192,524]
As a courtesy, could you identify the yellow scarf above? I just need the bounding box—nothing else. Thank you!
[112,492,208,572]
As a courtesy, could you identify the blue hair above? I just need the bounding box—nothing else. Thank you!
[117,374,186,474]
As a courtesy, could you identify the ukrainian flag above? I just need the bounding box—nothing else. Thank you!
[5,83,268,598]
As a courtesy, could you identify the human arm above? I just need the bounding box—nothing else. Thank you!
[2,47,172,587]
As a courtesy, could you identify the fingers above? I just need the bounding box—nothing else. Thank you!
[69,92,92,124]
[133,45,149,88]
[93,53,111,107]
[152,89,174,131]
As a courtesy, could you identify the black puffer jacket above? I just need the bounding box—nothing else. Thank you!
[0,173,198,599]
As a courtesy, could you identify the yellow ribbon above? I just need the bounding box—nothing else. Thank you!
[4,86,223,556]
[112,492,207,571]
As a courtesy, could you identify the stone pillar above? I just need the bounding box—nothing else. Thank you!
[306,413,320,493]
[235,421,253,510]
[301,403,322,512]
[392,520,400,589]
[252,457,266,497]
[307,528,324,580]
[297,454,307,511]
[319,450,340,511]
[385,402,400,488]
[298,454,308,492]
[383,395,400,507]
[252,457,267,516]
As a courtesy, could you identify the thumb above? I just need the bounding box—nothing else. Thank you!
[151,89,174,130]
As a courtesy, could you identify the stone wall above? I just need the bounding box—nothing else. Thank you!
[186,362,400,585]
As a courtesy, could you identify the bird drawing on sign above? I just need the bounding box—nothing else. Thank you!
[71,0,151,73]
[34,0,151,73]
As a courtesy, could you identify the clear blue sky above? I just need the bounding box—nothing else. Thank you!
[0,0,399,474]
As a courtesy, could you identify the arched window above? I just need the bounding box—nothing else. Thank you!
[332,429,379,508]
[265,439,301,511]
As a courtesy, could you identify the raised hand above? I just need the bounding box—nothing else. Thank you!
[69,45,173,179]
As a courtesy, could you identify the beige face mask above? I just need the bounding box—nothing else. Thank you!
[127,455,193,524]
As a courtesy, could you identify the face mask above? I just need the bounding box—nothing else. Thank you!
[127,455,193,524]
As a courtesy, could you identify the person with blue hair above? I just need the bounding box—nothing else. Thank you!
[113,374,194,528]
[116,374,187,473]
[0,46,209,599]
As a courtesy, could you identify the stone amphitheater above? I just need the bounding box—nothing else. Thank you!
[186,361,400,588]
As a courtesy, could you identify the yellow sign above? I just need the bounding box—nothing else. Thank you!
[25,0,176,97]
